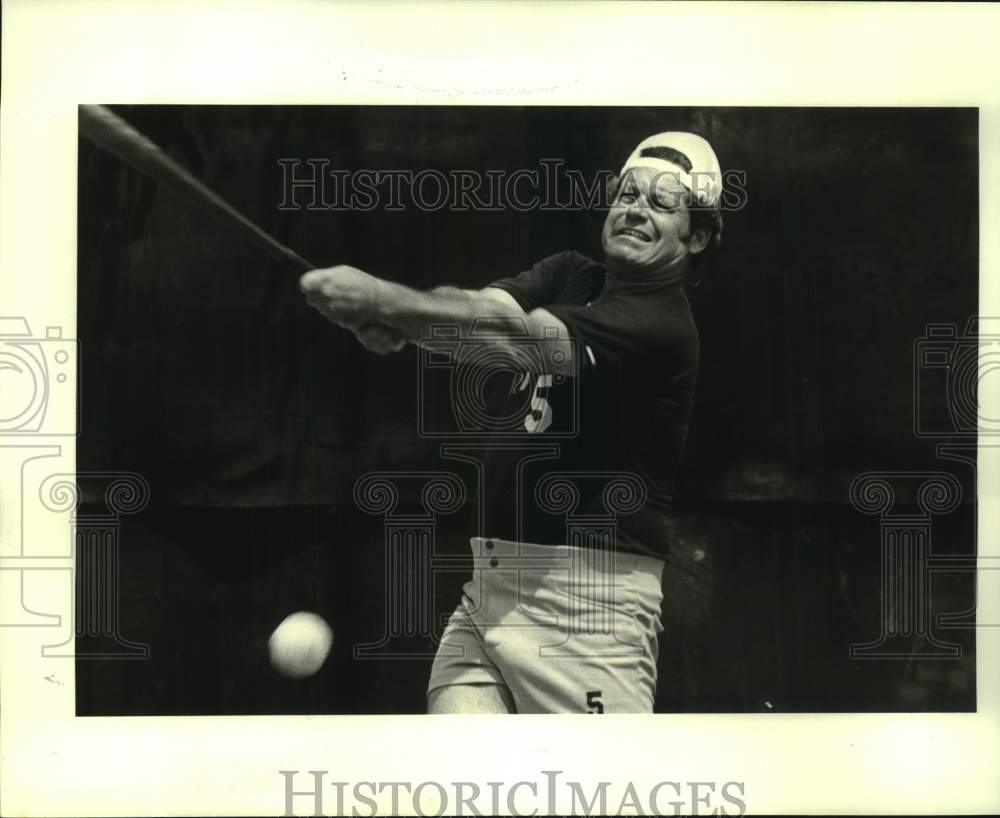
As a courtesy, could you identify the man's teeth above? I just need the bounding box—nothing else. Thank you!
[618,228,650,241]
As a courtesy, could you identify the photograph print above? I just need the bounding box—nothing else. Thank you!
[73,104,978,716]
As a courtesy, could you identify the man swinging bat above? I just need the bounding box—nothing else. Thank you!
[77,109,721,713]
[302,132,725,714]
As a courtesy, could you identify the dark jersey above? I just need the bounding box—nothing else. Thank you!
[477,250,700,561]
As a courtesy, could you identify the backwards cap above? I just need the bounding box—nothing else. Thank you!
[620,131,722,209]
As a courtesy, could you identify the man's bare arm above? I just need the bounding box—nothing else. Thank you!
[300,266,576,374]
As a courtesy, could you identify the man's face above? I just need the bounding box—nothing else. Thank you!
[601,167,703,274]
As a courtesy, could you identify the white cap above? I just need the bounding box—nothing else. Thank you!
[620,131,722,209]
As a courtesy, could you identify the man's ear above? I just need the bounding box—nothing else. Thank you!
[687,222,711,255]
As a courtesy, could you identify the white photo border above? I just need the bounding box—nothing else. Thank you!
[1,1,998,815]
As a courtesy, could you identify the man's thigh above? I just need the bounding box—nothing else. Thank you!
[487,616,658,714]
[427,597,514,713]
[428,683,515,714]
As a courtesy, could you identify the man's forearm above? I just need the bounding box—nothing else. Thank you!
[300,264,576,373]
[374,281,525,345]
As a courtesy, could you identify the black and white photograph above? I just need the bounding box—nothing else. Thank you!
[74,104,979,718]
[2,2,999,816]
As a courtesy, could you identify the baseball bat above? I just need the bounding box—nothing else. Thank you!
[79,104,315,273]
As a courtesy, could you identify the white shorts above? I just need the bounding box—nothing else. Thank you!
[427,537,665,713]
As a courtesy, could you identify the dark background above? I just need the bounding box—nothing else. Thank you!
[76,106,978,714]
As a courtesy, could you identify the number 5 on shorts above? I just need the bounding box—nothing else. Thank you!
[586,690,604,714]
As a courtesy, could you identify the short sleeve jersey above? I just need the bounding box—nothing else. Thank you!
[479,250,699,560]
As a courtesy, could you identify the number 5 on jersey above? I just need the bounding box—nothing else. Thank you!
[524,374,553,434]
